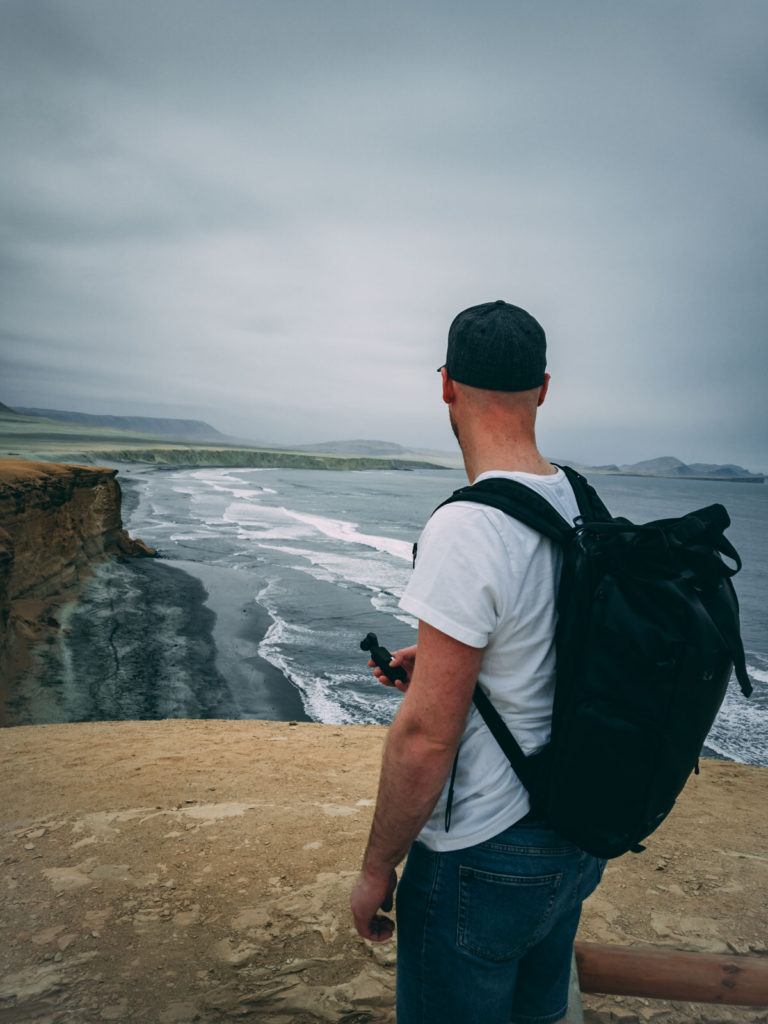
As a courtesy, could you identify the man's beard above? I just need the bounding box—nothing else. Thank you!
[449,406,460,444]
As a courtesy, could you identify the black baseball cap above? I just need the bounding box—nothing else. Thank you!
[442,300,547,392]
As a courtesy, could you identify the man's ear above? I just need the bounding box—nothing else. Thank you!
[537,373,551,407]
[441,367,455,405]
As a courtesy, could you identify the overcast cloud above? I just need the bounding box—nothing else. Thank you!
[1,0,767,469]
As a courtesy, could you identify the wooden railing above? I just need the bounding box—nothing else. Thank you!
[570,942,768,1011]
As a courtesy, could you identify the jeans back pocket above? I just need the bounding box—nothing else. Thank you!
[457,867,563,962]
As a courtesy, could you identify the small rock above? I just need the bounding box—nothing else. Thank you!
[159,1001,199,1023]
[370,941,397,967]
[100,999,128,1020]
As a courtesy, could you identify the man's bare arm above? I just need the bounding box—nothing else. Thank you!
[350,620,483,940]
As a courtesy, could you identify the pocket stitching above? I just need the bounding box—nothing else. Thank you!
[457,867,563,963]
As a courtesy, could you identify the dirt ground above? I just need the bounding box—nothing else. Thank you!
[1,719,767,1024]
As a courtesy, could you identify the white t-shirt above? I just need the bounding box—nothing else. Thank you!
[399,467,580,852]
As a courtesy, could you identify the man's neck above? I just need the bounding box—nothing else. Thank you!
[461,443,556,484]
[450,389,555,483]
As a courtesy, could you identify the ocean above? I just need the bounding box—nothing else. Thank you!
[8,465,767,766]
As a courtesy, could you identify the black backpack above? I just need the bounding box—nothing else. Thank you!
[436,465,752,859]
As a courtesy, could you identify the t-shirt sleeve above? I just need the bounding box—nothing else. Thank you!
[399,503,517,648]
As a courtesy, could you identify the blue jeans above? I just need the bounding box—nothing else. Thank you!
[395,821,605,1024]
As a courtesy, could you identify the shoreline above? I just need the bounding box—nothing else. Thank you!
[588,470,765,484]
[119,473,312,724]
[5,555,310,727]
[5,466,760,752]
[0,459,309,726]
[167,556,312,724]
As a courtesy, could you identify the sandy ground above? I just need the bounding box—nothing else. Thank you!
[1,720,767,1024]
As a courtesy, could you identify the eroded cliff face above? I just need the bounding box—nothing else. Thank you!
[0,459,155,698]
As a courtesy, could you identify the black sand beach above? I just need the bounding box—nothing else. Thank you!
[6,555,310,726]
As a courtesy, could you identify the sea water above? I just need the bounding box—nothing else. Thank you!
[118,465,767,766]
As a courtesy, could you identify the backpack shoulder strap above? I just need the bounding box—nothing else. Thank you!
[433,470,593,807]
[436,465,612,541]
[559,464,613,522]
[435,476,574,545]
[471,683,535,791]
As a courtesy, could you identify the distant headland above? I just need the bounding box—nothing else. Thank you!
[569,455,765,484]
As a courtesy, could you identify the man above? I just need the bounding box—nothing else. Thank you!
[350,300,605,1024]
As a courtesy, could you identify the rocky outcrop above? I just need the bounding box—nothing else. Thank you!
[0,459,155,701]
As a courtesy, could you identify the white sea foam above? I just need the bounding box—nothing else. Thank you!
[204,486,412,567]
[279,508,412,561]
[256,542,410,599]
[372,592,418,629]
[746,664,768,685]
[706,697,768,767]
[175,469,277,505]
[224,486,279,497]
[257,546,338,585]
[257,606,348,723]
[222,500,300,529]
[254,577,400,726]
[303,672,399,726]
[189,468,264,486]
[235,523,316,543]
[259,615,396,725]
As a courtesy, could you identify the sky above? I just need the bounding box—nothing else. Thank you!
[1,1,767,470]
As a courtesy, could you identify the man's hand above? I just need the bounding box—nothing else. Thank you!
[368,644,417,693]
[350,867,398,941]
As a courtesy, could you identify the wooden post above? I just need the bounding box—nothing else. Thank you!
[574,942,768,1006]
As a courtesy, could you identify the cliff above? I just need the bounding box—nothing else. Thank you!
[0,459,155,702]
[71,448,446,470]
